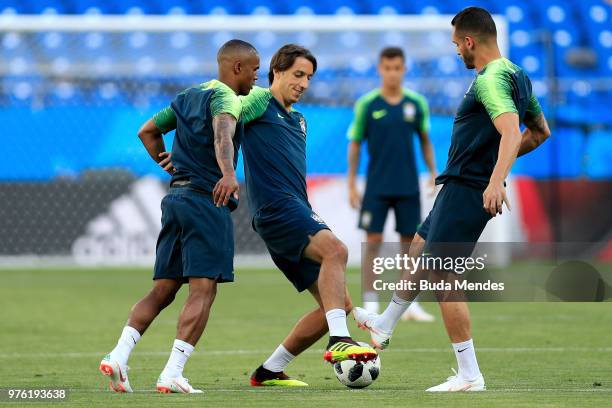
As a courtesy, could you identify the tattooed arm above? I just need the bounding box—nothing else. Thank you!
[212,113,239,207]
[518,112,551,157]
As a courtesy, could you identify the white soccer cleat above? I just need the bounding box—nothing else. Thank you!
[99,354,133,393]
[426,369,486,392]
[352,307,392,350]
[156,376,203,394]
[401,302,435,322]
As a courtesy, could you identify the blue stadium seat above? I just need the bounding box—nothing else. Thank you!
[71,0,119,14]
[4,77,40,107]
[585,130,612,178]
[190,0,244,15]
[516,128,584,178]
[151,0,193,15]
[286,0,365,15]
[23,0,69,14]
[364,0,418,15]
[115,0,162,15]
[241,0,289,15]
[0,0,30,14]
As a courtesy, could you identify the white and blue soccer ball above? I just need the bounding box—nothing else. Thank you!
[333,343,381,389]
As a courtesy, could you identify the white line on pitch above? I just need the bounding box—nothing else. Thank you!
[0,347,610,359]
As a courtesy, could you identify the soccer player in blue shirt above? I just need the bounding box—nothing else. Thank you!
[347,46,437,322]
[354,7,551,391]
[238,45,377,387]
[99,40,260,394]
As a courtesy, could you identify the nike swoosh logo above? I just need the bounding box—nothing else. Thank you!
[173,380,189,393]
[175,347,185,353]
[131,336,137,345]
[118,365,125,382]
[372,109,387,119]
[277,112,284,119]
[457,347,469,353]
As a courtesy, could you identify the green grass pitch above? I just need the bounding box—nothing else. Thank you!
[0,267,610,407]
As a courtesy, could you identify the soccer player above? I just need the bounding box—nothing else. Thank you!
[237,44,377,387]
[354,7,551,391]
[98,40,260,394]
[347,46,436,322]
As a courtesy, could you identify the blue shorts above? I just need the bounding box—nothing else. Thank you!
[418,181,492,258]
[153,186,234,283]
[253,197,330,292]
[359,194,421,236]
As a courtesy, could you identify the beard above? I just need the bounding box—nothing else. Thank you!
[462,52,476,69]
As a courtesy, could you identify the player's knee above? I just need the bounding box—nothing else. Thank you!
[150,285,178,307]
[325,240,348,265]
[188,279,217,302]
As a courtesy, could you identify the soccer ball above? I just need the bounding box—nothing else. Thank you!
[333,343,381,389]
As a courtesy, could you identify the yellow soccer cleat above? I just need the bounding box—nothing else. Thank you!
[323,338,378,364]
[250,365,308,387]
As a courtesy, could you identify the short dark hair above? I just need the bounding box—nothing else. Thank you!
[451,7,497,40]
[217,39,257,62]
[268,44,317,85]
[379,47,404,61]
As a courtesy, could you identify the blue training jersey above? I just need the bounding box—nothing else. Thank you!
[239,87,310,216]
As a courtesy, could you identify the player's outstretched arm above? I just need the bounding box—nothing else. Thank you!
[347,140,362,209]
[137,118,175,175]
[484,112,522,216]
[212,113,239,207]
[518,112,551,157]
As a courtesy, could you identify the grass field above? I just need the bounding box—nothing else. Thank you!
[1,267,611,407]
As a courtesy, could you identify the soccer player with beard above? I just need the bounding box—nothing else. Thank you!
[354,7,551,392]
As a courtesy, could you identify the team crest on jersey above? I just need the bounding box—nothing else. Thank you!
[403,102,416,122]
[299,117,307,137]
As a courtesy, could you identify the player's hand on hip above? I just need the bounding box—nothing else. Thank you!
[349,185,362,209]
[158,152,176,175]
[483,181,510,217]
[213,174,239,207]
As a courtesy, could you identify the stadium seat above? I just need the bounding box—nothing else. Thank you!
[115,0,162,15]
[286,0,364,15]
[71,0,119,14]
[516,128,584,178]
[190,0,243,15]
[585,130,612,178]
[23,0,70,14]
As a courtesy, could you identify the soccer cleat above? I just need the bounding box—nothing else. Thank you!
[352,307,392,350]
[401,302,435,322]
[249,365,308,387]
[99,354,133,393]
[156,376,203,394]
[426,368,486,392]
[323,337,378,364]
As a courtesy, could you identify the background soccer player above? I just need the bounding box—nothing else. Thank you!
[347,47,437,322]
[354,7,551,392]
[237,44,377,387]
[99,40,259,394]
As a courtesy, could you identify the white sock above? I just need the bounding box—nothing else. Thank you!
[363,291,379,314]
[262,344,295,373]
[325,308,351,337]
[161,339,194,379]
[452,339,481,381]
[378,293,411,333]
[110,326,141,366]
